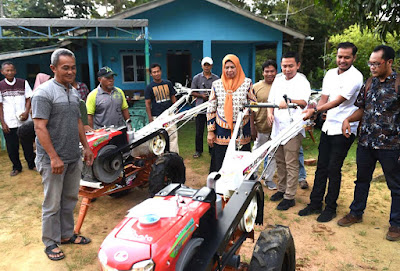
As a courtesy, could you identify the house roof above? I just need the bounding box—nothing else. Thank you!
[112,0,306,39]
[0,44,60,61]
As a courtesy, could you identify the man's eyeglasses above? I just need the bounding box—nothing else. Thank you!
[367,61,384,68]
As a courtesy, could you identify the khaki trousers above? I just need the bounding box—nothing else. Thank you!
[275,133,303,200]
[168,124,179,154]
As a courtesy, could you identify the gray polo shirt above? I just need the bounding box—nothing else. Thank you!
[32,79,81,164]
[191,72,219,110]
[86,85,128,129]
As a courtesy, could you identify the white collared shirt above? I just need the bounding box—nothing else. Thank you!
[0,78,33,128]
[268,73,311,139]
[321,66,363,135]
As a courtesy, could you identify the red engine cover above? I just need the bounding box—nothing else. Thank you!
[99,196,211,270]
[85,128,123,157]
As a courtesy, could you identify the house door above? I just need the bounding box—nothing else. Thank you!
[167,52,192,87]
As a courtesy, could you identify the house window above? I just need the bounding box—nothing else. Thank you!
[122,54,145,82]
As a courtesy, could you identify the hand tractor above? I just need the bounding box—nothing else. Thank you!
[98,102,308,271]
[75,86,210,234]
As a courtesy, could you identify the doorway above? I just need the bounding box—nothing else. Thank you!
[167,52,192,87]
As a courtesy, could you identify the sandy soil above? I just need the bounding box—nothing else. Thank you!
[0,151,399,271]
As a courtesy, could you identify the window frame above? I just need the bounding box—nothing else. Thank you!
[121,53,145,83]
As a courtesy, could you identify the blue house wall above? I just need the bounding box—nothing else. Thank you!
[93,0,283,91]
[2,0,291,92]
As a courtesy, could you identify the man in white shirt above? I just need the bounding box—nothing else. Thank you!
[0,61,35,176]
[267,52,311,211]
[298,42,363,222]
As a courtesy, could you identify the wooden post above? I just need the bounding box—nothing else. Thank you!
[74,197,92,234]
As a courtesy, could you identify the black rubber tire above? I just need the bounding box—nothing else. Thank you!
[249,225,296,271]
[148,152,186,197]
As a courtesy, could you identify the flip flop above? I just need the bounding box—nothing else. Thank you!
[44,244,65,261]
[61,234,91,245]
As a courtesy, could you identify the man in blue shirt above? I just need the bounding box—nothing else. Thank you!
[145,63,178,153]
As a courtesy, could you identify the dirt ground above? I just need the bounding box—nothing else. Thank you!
[0,151,399,271]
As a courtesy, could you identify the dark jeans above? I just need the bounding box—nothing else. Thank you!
[350,146,400,227]
[209,143,251,173]
[4,127,36,171]
[195,114,207,153]
[309,132,355,212]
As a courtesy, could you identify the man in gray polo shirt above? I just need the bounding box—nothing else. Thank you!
[191,57,219,158]
[32,48,94,261]
[86,66,130,129]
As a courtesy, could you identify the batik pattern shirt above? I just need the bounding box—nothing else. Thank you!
[355,71,400,150]
[207,77,256,145]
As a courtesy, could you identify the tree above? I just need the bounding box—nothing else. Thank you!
[317,0,400,40]
[251,0,356,88]
[93,0,152,17]
[327,24,400,79]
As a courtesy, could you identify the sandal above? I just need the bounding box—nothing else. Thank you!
[44,244,65,261]
[61,234,91,245]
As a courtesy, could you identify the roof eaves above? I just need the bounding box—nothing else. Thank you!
[0,44,60,61]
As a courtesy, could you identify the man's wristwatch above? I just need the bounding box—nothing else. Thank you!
[314,108,318,115]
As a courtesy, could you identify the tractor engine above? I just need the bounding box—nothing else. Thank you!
[98,184,217,271]
[82,127,132,184]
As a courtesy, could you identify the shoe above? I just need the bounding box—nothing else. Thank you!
[193,152,202,158]
[270,191,284,202]
[298,205,322,216]
[317,209,337,222]
[10,169,21,176]
[29,167,37,171]
[337,213,362,227]
[277,199,295,210]
[386,226,400,241]
[264,180,277,190]
[299,179,309,189]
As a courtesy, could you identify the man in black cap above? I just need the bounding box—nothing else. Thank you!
[86,66,130,129]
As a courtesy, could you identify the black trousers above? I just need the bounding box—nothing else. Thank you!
[350,146,400,226]
[4,127,36,171]
[210,143,251,173]
[309,132,355,212]
[195,114,207,153]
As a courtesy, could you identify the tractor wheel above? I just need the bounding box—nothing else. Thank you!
[249,225,295,271]
[148,152,186,197]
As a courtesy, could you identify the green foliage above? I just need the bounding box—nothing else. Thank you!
[93,0,153,17]
[3,0,64,18]
[307,66,325,89]
[327,24,400,79]
[255,48,276,82]
[316,0,400,41]
[252,0,355,88]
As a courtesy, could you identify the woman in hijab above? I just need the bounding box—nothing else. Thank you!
[207,54,256,172]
